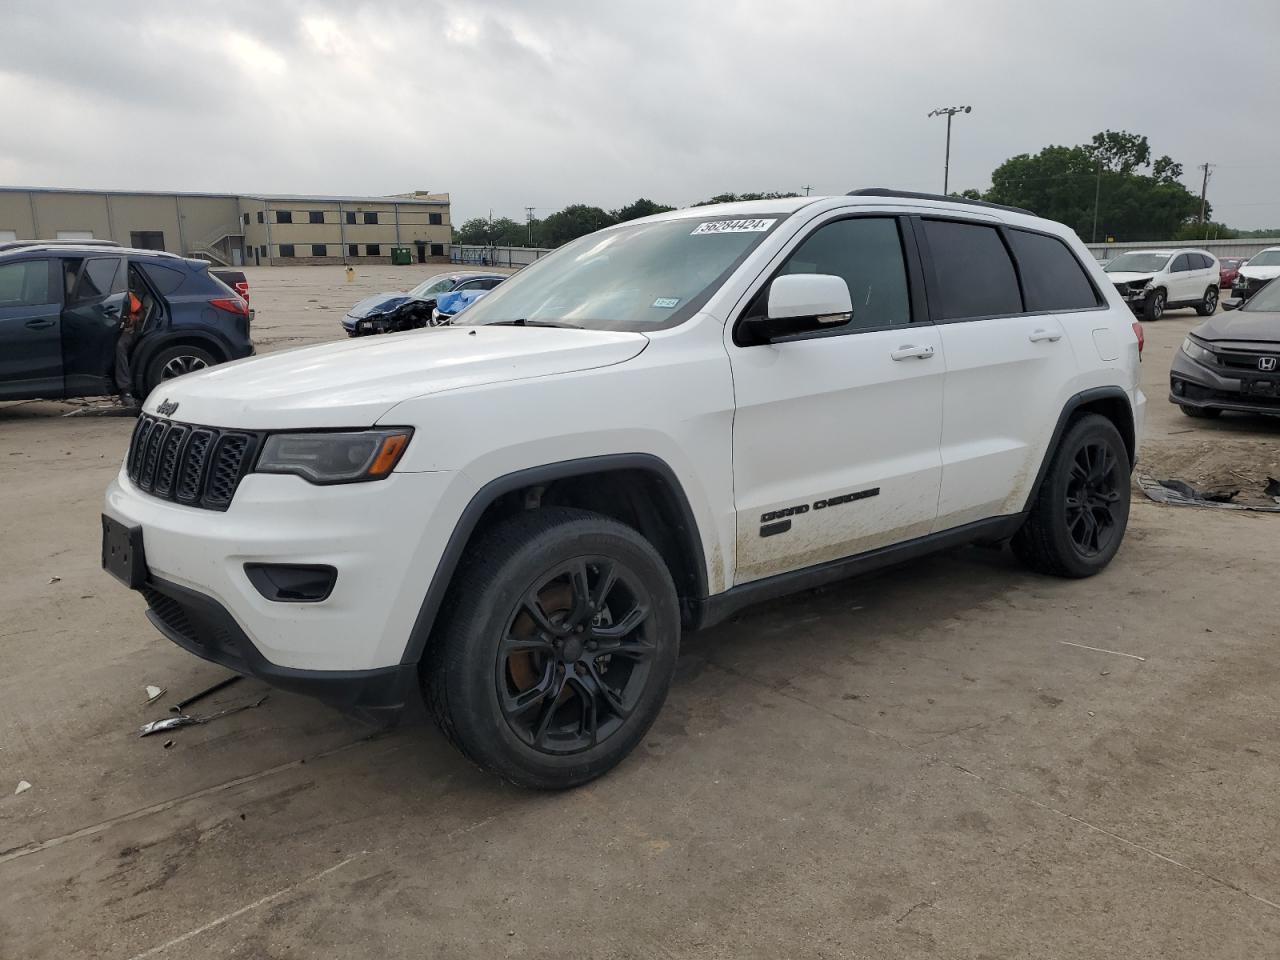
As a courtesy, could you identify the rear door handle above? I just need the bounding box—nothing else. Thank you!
[890,344,935,361]
[1029,329,1062,343]
[24,319,55,330]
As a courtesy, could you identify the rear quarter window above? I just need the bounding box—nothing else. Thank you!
[140,262,189,295]
[1007,229,1101,312]
[922,219,1022,320]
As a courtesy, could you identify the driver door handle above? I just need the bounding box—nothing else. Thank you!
[890,344,935,361]
[1029,329,1062,343]
[25,319,55,330]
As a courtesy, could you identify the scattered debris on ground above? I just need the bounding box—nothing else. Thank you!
[15,780,32,795]
[169,675,241,714]
[1138,475,1280,512]
[139,695,268,738]
[144,685,165,704]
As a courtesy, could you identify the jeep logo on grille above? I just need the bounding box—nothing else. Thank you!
[156,398,180,417]
[1260,357,1278,372]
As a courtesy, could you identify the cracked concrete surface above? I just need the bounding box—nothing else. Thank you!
[1,269,1278,958]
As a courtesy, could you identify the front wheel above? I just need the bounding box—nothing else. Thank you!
[1012,414,1131,578]
[1195,286,1218,316]
[425,508,680,789]
[1142,289,1165,321]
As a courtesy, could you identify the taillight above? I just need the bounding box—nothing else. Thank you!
[1131,321,1144,359]
[210,296,249,316]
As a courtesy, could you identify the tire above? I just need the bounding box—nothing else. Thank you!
[143,344,218,398]
[1142,289,1165,321]
[1012,413,1131,579]
[1180,404,1222,419]
[1195,286,1218,317]
[424,507,680,790]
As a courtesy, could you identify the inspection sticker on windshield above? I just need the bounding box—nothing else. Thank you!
[652,297,680,309]
[691,218,775,235]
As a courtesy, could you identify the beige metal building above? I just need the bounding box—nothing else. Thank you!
[0,187,451,267]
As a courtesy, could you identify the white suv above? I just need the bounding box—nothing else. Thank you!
[103,190,1146,788]
[1103,248,1221,320]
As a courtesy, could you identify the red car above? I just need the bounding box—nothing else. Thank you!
[1218,257,1247,288]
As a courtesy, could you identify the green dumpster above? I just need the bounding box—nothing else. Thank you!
[390,246,412,265]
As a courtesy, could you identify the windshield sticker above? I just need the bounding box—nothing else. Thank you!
[691,218,776,235]
[652,297,680,309]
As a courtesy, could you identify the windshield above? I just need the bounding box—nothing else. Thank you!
[454,216,783,331]
[1104,253,1171,274]
[1242,278,1280,311]
[409,276,457,299]
[1247,250,1280,267]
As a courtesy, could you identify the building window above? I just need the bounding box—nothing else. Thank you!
[348,244,359,258]
[242,213,250,226]
[345,211,356,225]
[429,213,442,225]
[259,245,267,257]
[311,244,327,257]
[430,244,444,257]
[363,212,378,225]
[279,244,295,257]
[309,211,325,224]
[129,231,165,251]
[276,211,293,224]
[256,211,264,224]
[366,244,381,256]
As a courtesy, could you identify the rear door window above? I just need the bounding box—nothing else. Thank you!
[0,260,52,306]
[1007,229,1100,312]
[921,219,1022,319]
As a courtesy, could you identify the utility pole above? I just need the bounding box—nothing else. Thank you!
[928,105,972,195]
[1198,162,1214,237]
[1091,157,1102,244]
[801,185,813,197]
[524,206,535,247]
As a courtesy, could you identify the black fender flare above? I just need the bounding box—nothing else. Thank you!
[398,453,708,668]
[1024,385,1135,511]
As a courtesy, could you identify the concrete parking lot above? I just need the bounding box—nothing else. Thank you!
[2,268,1278,959]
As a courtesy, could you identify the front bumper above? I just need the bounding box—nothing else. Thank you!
[104,466,460,707]
[1169,351,1280,416]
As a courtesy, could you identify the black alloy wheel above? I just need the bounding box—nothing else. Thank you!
[1063,440,1124,558]
[497,557,653,754]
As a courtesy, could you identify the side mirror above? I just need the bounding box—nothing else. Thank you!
[1223,298,1242,311]
[740,274,853,344]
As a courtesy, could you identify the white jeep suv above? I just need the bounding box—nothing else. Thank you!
[1103,248,1221,320]
[103,190,1146,788]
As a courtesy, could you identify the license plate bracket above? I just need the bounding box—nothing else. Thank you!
[101,515,147,589]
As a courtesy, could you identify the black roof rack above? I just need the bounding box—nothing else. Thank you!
[0,238,123,252]
[847,188,1034,217]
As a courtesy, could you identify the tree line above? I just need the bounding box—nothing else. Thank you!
[453,131,1274,248]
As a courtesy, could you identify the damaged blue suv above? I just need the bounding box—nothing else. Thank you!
[0,240,254,402]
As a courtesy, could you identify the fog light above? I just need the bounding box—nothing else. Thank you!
[245,563,337,603]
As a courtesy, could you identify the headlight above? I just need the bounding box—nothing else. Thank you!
[255,429,413,484]
[1181,337,1216,366]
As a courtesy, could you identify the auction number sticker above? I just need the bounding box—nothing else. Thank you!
[691,218,776,235]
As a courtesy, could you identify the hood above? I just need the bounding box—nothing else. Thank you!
[1107,273,1155,285]
[1238,265,1280,281]
[1193,308,1280,344]
[346,292,410,318]
[142,326,649,429]
[435,289,489,316]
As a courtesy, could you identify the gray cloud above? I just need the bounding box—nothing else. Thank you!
[2,0,1278,227]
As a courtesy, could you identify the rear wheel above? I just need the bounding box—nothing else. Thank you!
[1012,414,1130,578]
[1142,289,1165,321]
[142,345,218,398]
[1195,286,1218,316]
[425,508,680,789]
[1180,404,1222,419]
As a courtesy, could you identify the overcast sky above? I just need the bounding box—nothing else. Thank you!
[2,0,1278,229]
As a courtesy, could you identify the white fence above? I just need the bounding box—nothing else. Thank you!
[1086,237,1280,261]
[450,245,552,268]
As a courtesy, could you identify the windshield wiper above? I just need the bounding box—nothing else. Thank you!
[486,318,582,329]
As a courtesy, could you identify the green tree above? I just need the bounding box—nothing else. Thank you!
[454,217,494,245]
[690,191,800,207]
[611,198,675,223]
[453,216,527,246]
[983,131,1202,241]
[538,204,616,247]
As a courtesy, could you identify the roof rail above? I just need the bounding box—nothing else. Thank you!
[0,238,123,252]
[847,188,1035,217]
